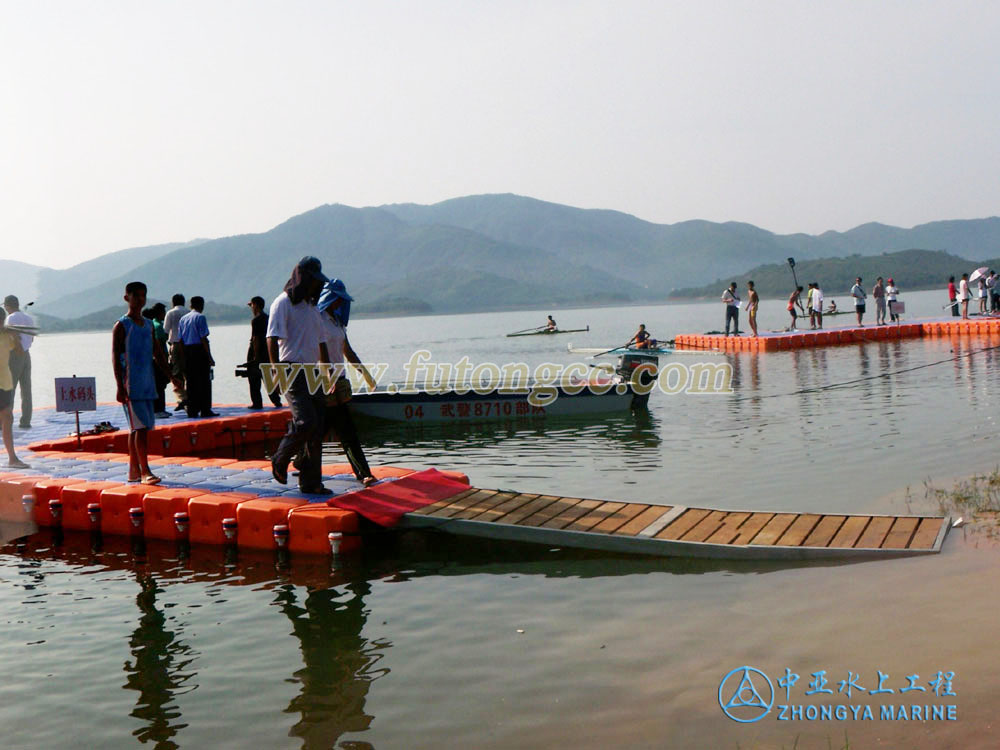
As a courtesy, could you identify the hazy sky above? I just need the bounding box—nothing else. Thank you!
[3,1,999,268]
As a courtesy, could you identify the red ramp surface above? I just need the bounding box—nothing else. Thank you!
[327,468,471,527]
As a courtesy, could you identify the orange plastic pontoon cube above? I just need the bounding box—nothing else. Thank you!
[99,484,161,537]
[287,505,362,555]
[141,487,205,540]
[33,478,88,527]
[60,480,126,531]
[235,497,307,550]
[188,492,258,545]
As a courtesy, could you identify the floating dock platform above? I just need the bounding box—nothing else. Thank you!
[1,404,949,561]
[674,316,1000,353]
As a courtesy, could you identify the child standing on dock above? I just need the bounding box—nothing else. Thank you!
[787,286,804,330]
[112,281,173,485]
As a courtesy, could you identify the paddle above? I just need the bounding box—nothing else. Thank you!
[508,324,548,335]
[941,300,959,310]
[787,257,799,289]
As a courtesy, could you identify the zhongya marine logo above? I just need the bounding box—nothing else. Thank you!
[719,666,774,723]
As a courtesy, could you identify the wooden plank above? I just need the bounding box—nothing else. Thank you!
[828,516,870,548]
[679,510,729,543]
[655,508,711,540]
[613,505,673,537]
[495,494,562,526]
[449,491,520,521]
[518,496,586,527]
[411,487,479,516]
[425,489,500,518]
[591,503,650,534]
[562,502,627,532]
[541,498,603,529]
[747,513,798,546]
[729,513,774,545]
[908,517,945,549]
[881,517,919,549]
[473,493,539,523]
[704,512,751,545]
[776,514,822,547]
[639,505,685,537]
[854,516,894,548]
[801,515,847,547]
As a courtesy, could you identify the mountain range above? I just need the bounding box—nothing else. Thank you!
[5,194,1000,324]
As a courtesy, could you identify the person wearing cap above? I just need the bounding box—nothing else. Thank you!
[177,296,218,418]
[317,279,377,486]
[267,256,331,494]
[246,295,281,409]
[3,295,33,429]
[886,277,900,322]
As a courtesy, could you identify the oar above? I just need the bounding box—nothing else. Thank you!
[941,300,959,310]
[589,339,634,358]
[787,257,799,289]
[508,324,548,335]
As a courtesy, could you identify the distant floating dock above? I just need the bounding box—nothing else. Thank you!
[674,317,1000,353]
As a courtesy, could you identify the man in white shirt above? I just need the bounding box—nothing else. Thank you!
[722,282,741,336]
[812,283,824,329]
[851,277,866,326]
[162,294,188,411]
[3,295,33,429]
[267,256,331,494]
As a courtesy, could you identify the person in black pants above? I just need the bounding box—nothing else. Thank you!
[246,296,281,409]
[177,296,218,418]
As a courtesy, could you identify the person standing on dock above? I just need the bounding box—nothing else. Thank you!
[947,276,959,317]
[959,273,971,319]
[977,276,988,315]
[988,271,999,314]
[246,296,282,410]
[177,296,217,418]
[722,282,741,335]
[112,281,174,485]
[873,277,886,325]
[886,278,900,323]
[163,294,188,411]
[812,282,824,329]
[0,307,28,469]
[3,295,33,430]
[806,283,815,328]
[745,281,759,337]
[268,256,331,495]
[787,286,804,330]
[851,277,866,326]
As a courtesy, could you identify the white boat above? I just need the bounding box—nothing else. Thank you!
[350,353,659,422]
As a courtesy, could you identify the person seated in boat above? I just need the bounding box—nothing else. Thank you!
[546,315,557,331]
[827,299,837,313]
[627,324,657,349]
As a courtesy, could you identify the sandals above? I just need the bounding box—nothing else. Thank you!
[7,459,31,470]
[362,476,378,487]
[140,474,161,485]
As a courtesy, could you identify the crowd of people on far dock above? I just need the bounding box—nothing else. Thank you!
[717,270,1000,336]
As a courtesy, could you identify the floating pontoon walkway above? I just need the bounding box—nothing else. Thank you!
[674,316,1000,353]
[400,485,950,560]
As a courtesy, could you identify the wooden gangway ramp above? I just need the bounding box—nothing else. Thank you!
[402,488,950,560]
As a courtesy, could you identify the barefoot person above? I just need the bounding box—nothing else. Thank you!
[959,273,971,319]
[112,281,173,485]
[317,279,377,486]
[787,286,804,330]
[745,281,759,337]
[0,308,29,469]
[627,324,657,349]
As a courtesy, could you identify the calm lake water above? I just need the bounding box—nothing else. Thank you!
[4,290,1000,749]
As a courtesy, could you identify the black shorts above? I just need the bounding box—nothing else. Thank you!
[856,303,866,314]
[0,388,11,410]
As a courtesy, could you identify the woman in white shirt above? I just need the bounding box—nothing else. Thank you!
[317,279,377,487]
[885,278,899,323]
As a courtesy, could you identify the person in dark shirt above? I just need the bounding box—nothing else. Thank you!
[246,296,281,409]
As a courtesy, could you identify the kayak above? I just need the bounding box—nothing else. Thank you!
[506,326,589,337]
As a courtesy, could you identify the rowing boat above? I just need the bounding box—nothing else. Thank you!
[506,326,589,337]
[567,344,676,356]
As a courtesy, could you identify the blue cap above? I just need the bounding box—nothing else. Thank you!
[317,278,354,326]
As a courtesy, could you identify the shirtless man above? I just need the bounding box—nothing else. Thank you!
[628,324,656,349]
[745,281,759,337]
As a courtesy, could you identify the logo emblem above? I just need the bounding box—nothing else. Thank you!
[719,666,774,723]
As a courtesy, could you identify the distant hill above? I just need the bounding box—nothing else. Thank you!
[6,194,1000,320]
[670,249,1000,300]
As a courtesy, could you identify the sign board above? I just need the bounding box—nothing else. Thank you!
[55,377,97,413]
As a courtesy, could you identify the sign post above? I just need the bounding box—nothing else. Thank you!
[54,376,98,451]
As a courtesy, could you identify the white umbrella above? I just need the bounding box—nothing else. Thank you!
[969,266,989,283]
